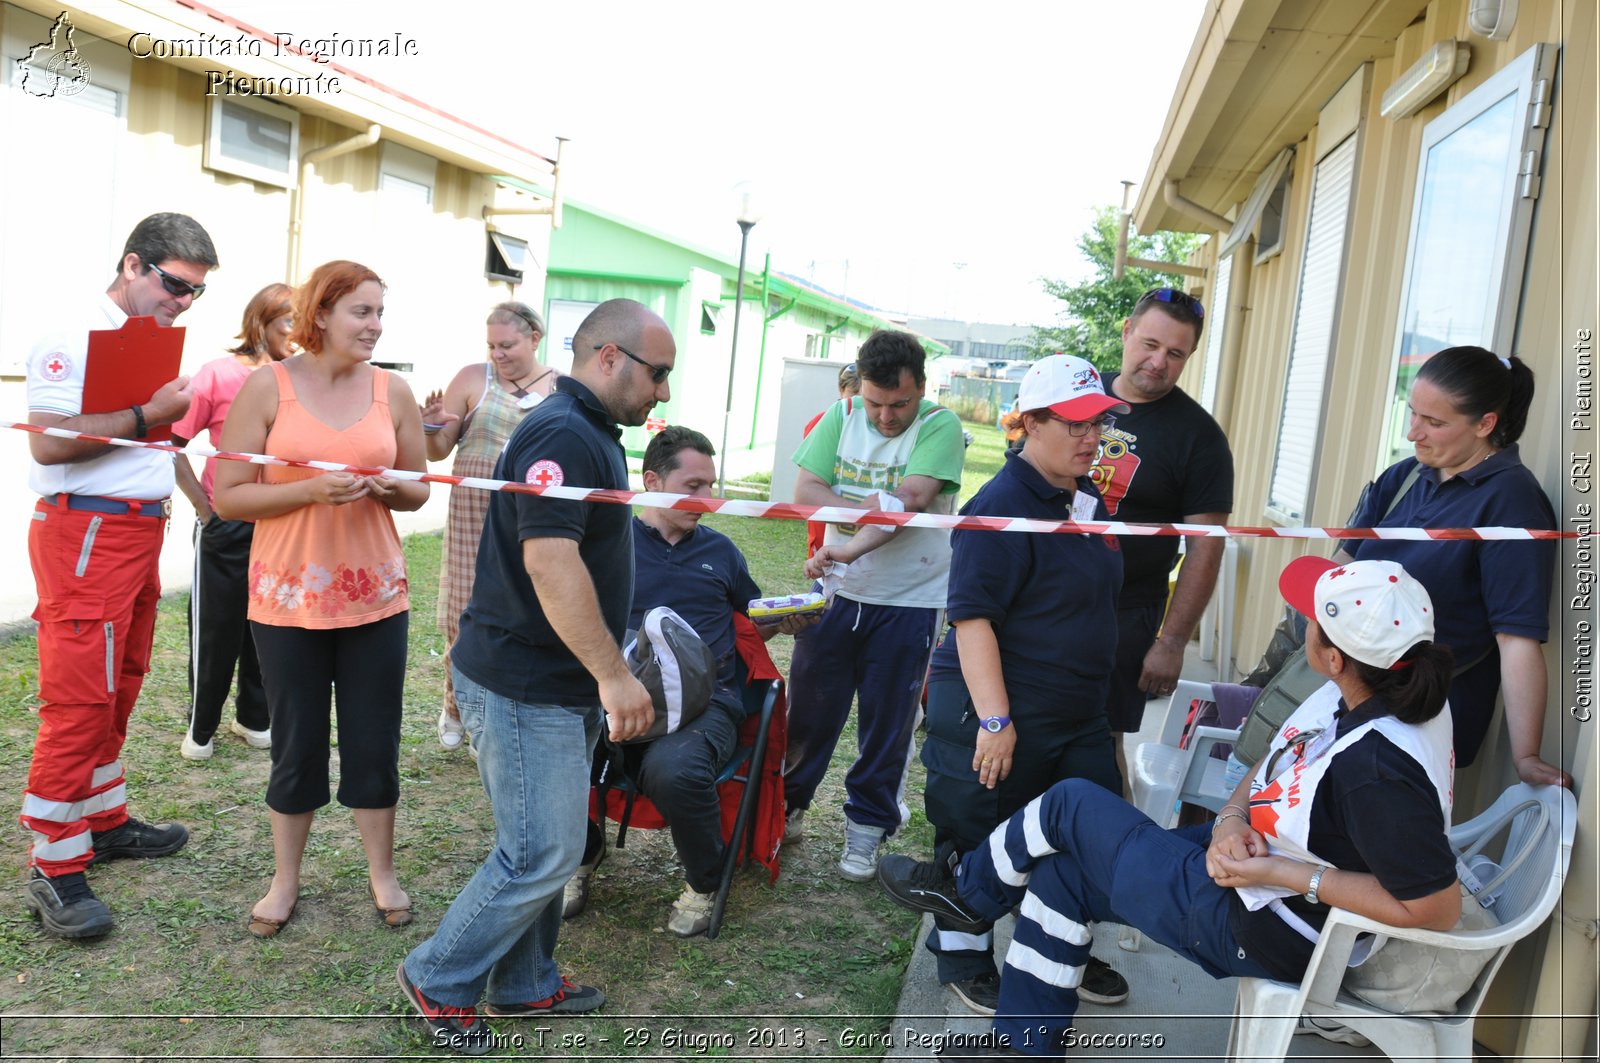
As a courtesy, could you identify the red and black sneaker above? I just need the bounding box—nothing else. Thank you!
[484,976,605,1016]
[397,962,494,1055]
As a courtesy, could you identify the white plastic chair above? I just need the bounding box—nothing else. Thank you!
[1225,782,1579,1063]
[1121,679,1241,951]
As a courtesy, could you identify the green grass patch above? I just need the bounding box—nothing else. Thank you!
[0,490,955,1057]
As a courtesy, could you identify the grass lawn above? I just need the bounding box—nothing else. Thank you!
[0,420,1010,1060]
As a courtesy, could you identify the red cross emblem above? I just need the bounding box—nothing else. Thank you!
[645,417,667,433]
[40,353,71,381]
[525,459,564,488]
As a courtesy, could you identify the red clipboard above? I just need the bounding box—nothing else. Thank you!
[81,316,185,443]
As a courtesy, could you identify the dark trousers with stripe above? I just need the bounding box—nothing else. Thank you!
[783,596,937,831]
[187,517,268,744]
[955,779,1276,1055]
[919,679,1121,983]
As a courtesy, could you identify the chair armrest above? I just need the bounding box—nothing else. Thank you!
[1188,725,1241,759]
[1322,904,1522,950]
[1177,726,1243,812]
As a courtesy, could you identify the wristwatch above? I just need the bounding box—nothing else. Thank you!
[979,715,1012,733]
[1305,864,1329,905]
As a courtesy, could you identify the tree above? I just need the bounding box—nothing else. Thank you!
[1028,206,1205,369]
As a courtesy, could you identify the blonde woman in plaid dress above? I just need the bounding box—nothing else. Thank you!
[420,303,558,750]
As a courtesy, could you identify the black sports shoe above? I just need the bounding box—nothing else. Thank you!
[89,818,189,864]
[25,869,113,939]
[948,971,1001,1015]
[484,977,605,1016]
[1077,956,1129,1005]
[396,962,494,1056]
[877,853,987,932]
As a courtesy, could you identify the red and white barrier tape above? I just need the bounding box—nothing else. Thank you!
[2,420,1577,541]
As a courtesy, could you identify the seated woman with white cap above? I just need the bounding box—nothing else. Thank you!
[881,555,1462,1059]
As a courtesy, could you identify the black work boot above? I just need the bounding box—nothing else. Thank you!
[26,869,113,939]
[88,817,189,864]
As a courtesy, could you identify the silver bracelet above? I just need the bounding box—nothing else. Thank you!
[422,422,447,435]
[1212,810,1248,833]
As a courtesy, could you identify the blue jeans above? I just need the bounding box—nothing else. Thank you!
[403,666,601,1006]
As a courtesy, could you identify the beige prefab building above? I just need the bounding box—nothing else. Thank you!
[1134,0,1595,1055]
[0,0,560,625]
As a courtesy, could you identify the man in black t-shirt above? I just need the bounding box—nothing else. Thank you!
[1091,288,1234,783]
[399,299,675,1050]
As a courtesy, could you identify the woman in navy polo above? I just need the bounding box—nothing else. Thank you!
[891,354,1131,1015]
[1340,346,1568,788]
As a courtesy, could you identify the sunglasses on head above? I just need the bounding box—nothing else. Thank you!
[147,262,206,300]
[1138,287,1202,319]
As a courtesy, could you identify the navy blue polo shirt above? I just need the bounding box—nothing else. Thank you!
[927,451,1124,716]
[454,377,633,706]
[1230,694,1457,982]
[1346,445,1555,764]
[630,517,761,714]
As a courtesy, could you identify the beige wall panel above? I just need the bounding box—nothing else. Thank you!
[1212,4,1594,1055]
[122,61,295,371]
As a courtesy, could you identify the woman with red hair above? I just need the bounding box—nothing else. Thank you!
[215,260,428,938]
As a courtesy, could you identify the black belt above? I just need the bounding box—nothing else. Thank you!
[42,494,171,519]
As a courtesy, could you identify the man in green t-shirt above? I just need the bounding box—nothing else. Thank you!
[783,330,965,881]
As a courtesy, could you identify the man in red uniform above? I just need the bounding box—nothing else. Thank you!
[22,212,217,939]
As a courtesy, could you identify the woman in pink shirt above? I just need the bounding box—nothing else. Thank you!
[172,283,292,760]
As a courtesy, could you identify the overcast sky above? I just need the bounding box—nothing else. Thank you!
[235,0,1206,326]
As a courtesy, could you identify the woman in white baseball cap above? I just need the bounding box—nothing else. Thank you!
[881,555,1462,1059]
[880,354,1137,1014]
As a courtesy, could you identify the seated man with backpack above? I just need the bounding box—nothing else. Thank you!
[563,426,810,937]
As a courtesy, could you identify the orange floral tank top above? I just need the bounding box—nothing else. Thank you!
[247,361,409,629]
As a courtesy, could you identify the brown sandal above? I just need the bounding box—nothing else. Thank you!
[248,903,296,939]
[369,881,413,927]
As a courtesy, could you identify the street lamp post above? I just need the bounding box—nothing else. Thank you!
[719,182,761,497]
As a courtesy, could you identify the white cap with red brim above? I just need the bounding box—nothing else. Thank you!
[1278,556,1436,670]
[1015,355,1131,421]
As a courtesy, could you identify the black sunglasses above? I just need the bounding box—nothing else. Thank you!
[598,343,671,384]
[147,262,206,300]
[1138,287,1203,319]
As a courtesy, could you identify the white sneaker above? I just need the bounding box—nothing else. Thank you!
[1295,1016,1372,1046]
[562,845,605,920]
[180,730,213,761]
[229,720,271,748]
[838,822,885,881]
[783,808,806,844]
[666,884,715,937]
[438,706,465,751]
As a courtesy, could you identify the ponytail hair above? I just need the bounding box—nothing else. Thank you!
[1416,345,1535,448]
[1334,639,1456,725]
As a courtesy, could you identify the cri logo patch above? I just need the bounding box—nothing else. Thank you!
[525,460,564,488]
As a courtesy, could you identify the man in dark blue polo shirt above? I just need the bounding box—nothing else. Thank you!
[563,426,808,938]
[399,299,674,1054]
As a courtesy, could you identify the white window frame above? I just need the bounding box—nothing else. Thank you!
[204,93,299,189]
[486,231,529,283]
[1217,146,1294,259]
[1376,44,1557,471]
[379,141,435,205]
[1264,68,1368,524]
[1199,249,1233,412]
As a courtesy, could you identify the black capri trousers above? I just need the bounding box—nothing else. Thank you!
[251,612,408,814]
